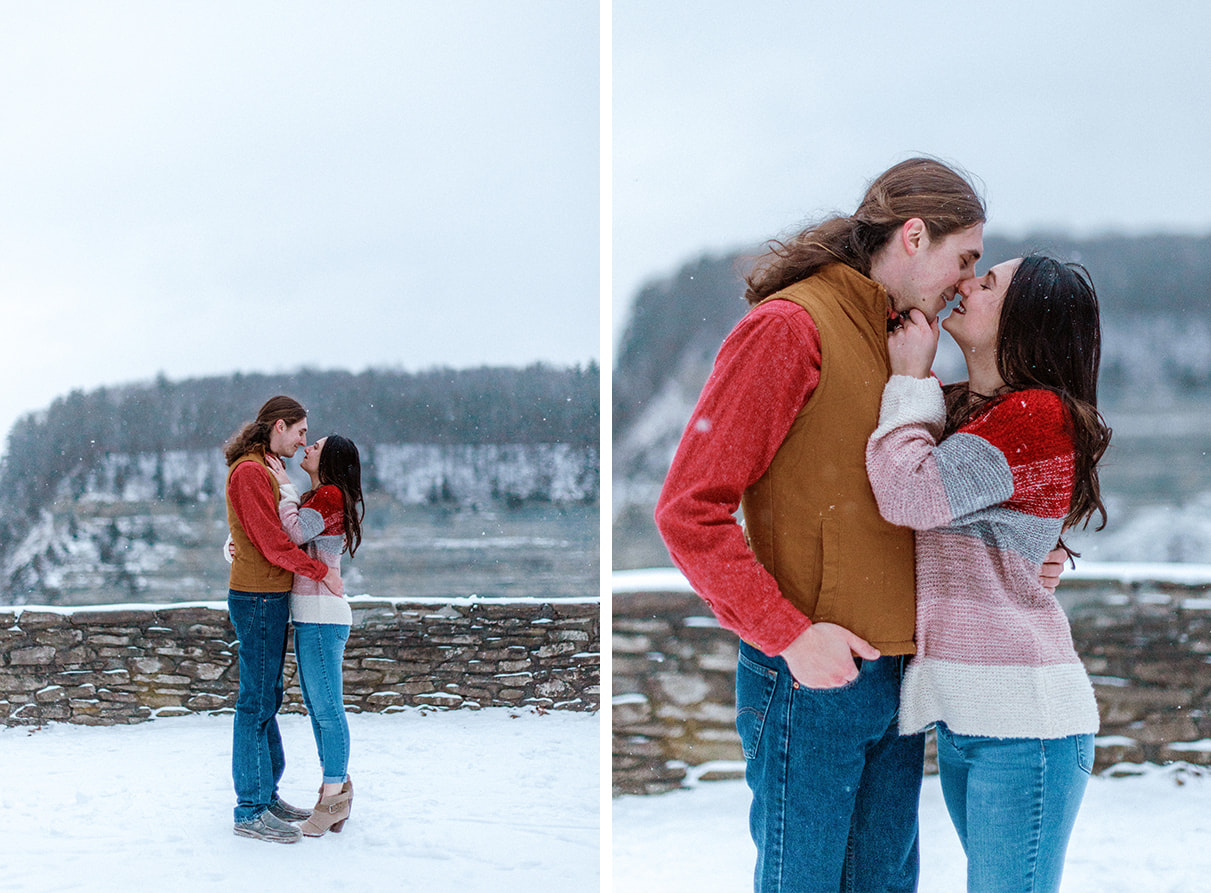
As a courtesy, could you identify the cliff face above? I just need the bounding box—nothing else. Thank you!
[1,443,599,605]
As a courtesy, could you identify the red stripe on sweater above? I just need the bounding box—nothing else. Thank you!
[960,390,1074,519]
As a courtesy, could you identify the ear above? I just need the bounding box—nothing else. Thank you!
[274,419,286,434]
[900,218,928,256]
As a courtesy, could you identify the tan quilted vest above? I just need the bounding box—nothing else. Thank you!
[741,264,916,654]
[225,450,294,593]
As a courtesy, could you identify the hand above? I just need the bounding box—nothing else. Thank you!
[779,622,881,689]
[265,454,291,486]
[321,566,344,596]
[1040,546,1069,593]
[888,308,939,379]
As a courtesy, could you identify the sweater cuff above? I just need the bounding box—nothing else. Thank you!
[278,482,300,505]
[873,375,945,438]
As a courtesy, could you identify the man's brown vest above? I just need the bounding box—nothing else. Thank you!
[225,450,294,592]
[740,264,916,655]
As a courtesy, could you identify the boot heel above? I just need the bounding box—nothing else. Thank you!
[299,787,352,838]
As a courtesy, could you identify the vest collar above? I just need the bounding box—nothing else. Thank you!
[812,263,891,326]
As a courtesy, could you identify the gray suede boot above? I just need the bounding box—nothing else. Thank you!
[234,809,303,844]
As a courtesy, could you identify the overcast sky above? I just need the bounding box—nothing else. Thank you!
[0,1,598,448]
[612,0,1211,343]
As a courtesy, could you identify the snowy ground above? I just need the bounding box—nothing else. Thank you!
[612,764,1211,892]
[0,708,598,893]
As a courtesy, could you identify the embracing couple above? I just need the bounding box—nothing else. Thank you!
[657,158,1111,892]
[223,396,366,844]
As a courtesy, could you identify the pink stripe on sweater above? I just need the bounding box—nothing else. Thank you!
[914,529,1082,666]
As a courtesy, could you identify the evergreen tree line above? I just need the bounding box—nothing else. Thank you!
[0,363,598,525]
[613,232,1211,432]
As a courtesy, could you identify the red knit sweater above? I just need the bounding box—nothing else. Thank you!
[654,300,823,656]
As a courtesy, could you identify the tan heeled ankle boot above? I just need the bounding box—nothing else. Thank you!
[300,781,353,838]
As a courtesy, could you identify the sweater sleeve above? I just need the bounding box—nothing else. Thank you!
[228,462,330,581]
[867,379,1070,531]
[278,482,327,547]
[654,301,821,656]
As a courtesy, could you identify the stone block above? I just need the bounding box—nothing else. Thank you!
[34,629,84,647]
[57,648,90,665]
[0,674,41,694]
[186,694,230,711]
[536,643,579,658]
[9,646,55,666]
[414,692,463,707]
[35,686,66,704]
[1159,743,1211,766]
[131,657,166,674]
[87,634,133,647]
[185,624,229,639]
[13,611,62,630]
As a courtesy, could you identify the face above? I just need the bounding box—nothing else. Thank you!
[943,257,1022,354]
[299,437,327,475]
[892,222,984,321]
[268,418,308,458]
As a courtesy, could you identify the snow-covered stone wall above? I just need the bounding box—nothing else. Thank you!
[0,596,599,726]
[613,573,1211,795]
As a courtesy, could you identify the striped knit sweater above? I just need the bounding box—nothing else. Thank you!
[278,482,353,626]
[866,375,1099,740]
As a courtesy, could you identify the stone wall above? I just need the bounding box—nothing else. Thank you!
[1,596,599,727]
[613,569,1211,795]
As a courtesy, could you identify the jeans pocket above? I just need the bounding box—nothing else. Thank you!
[1075,733,1095,775]
[736,651,779,760]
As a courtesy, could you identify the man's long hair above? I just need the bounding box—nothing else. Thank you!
[744,157,986,306]
[943,255,1112,532]
[223,396,307,466]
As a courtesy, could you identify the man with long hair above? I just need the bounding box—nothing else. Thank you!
[224,395,342,844]
[655,157,989,891]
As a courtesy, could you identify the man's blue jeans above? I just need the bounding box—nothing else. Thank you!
[935,724,1093,893]
[293,622,351,784]
[736,640,924,893]
[228,589,290,823]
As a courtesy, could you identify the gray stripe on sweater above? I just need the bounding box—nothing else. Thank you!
[935,432,1015,521]
[945,508,1064,564]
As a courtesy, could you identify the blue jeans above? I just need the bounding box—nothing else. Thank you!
[227,589,291,822]
[935,724,1093,893]
[293,622,351,784]
[736,640,924,893]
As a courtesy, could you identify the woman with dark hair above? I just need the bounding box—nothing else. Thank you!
[866,256,1111,892]
[266,433,365,837]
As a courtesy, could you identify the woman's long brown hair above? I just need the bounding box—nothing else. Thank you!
[307,433,365,557]
[943,255,1112,533]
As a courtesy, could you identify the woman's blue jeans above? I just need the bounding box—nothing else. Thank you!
[935,724,1093,893]
[736,640,924,893]
[293,622,351,784]
[227,589,290,823]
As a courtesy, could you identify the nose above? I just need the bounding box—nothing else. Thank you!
[956,277,977,298]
